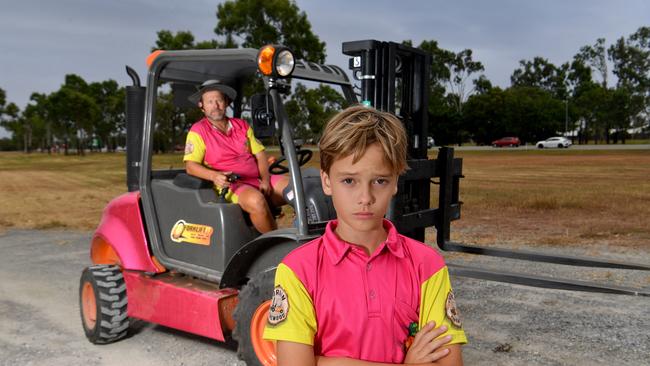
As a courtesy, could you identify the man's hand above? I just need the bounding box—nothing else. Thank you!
[212,171,233,189]
[403,321,452,364]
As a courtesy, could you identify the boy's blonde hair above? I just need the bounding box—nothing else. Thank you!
[319,105,408,175]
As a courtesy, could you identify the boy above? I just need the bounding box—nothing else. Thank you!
[264,106,467,365]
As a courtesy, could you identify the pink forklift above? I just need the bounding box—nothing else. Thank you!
[79,40,648,366]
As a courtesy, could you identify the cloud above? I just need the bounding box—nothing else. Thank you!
[1,0,648,130]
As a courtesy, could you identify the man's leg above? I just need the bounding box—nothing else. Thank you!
[268,175,289,207]
[237,187,276,233]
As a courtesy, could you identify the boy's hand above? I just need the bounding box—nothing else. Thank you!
[403,321,452,364]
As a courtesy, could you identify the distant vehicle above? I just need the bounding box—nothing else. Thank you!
[427,136,435,148]
[491,136,521,147]
[536,136,572,149]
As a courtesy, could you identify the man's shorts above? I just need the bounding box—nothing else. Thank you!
[219,175,285,204]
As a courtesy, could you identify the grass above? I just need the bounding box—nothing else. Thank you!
[443,149,650,248]
[1,149,649,249]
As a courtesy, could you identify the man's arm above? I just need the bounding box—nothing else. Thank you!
[254,150,271,195]
[185,161,232,189]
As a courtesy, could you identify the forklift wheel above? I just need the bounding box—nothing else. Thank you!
[233,270,277,366]
[79,265,129,344]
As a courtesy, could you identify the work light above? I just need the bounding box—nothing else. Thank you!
[257,45,295,78]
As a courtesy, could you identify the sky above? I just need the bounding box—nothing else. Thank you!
[1,0,649,138]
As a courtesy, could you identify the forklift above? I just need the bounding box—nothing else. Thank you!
[79,39,649,366]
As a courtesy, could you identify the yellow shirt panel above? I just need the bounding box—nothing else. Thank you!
[247,127,265,155]
[263,263,317,345]
[419,266,468,345]
[183,131,207,164]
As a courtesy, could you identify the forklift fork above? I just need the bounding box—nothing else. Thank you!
[434,147,650,297]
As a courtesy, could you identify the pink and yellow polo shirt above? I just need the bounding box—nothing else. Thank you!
[263,219,467,363]
[183,117,265,202]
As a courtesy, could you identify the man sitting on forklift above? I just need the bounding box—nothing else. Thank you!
[183,80,288,233]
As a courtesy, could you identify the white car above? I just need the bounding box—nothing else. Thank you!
[536,136,572,149]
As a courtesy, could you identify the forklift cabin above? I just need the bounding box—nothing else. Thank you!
[128,47,355,285]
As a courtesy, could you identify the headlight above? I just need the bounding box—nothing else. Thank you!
[257,45,295,78]
[276,49,295,77]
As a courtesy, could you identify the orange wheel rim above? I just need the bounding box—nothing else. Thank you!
[251,300,276,366]
[81,282,97,329]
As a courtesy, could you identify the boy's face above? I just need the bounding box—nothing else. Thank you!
[320,143,398,242]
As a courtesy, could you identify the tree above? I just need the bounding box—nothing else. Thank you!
[573,85,609,144]
[0,88,22,151]
[0,87,5,112]
[215,0,326,62]
[48,75,100,155]
[464,86,563,145]
[88,80,126,151]
[609,26,650,94]
[511,57,568,99]
[284,83,348,141]
[445,49,485,115]
[154,30,196,51]
[153,30,236,51]
[21,93,51,152]
[576,38,608,88]
[473,75,493,95]
[410,40,487,145]
[608,26,650,134]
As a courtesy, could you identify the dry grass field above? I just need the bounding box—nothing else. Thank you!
[0,149,648,250]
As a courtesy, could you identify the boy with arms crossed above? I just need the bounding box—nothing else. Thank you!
[264,106,466,365]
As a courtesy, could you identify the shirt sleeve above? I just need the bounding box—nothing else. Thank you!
[183,131,206,163]
[418,266,467,345]
[246,127,265,155]
[263,263,317,345]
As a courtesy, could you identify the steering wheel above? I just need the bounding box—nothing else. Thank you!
[269,149,313,175]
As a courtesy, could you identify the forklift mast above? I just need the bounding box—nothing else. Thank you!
[343,40,461,242]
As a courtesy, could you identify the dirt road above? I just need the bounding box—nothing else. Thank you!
[1,229,648,366]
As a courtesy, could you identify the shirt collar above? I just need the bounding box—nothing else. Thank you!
[204,117,232,134]
[323,219,404,265]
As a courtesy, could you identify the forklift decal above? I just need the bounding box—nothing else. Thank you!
[170,219,214,245]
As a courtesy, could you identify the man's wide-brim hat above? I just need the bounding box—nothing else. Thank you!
[188,79,237,105]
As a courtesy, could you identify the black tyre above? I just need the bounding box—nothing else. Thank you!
[233,270,276,366]
[79,265,129,344]
[558,144,563,148]
[537,144,544,149]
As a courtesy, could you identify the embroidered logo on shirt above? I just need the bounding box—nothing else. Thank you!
[184,142,194,155]
[445,290,462,327]
[268,285,289,325]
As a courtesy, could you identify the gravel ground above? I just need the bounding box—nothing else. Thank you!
[0,229,648,366]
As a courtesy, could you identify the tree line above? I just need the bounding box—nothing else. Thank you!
[1,0,648,153]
